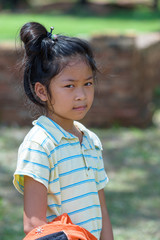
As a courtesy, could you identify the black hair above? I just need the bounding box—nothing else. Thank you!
[20,21,97,108]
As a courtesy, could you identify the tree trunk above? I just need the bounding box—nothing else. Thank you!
[153,0,158,10]
[78,0,88,5]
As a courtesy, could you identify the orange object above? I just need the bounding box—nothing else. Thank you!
[23,213,97,240]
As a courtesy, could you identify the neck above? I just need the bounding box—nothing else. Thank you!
[47,113,74,133]
[47,113,83,143]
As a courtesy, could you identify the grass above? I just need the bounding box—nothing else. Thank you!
[0,5,159,42]
[0,111,160,239]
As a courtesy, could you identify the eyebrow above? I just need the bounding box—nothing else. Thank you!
[62,76,93,82]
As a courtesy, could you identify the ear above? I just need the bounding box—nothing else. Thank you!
[35,82,48,102]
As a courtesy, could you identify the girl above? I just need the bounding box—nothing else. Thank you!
[13,22,114,240]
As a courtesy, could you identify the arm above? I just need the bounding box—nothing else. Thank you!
[23,176,47,235]
[98,189,114,240]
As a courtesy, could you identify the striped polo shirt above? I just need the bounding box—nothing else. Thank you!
[13,116,108,239]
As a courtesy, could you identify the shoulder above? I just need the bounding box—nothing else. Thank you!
[23,125,48,145]
[75,121,103,150]
[86,128,103,150]
[20,122,56,153]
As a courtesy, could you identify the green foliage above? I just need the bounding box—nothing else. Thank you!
[0,5,159,41]
[154,86,160,97]
[0,0,29,10]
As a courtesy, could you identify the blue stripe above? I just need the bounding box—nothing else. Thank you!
[46,215,57,220]
[54,166,104,177]
[62,192,98,204]
[30,173,48,183]
[68,205,100,216]
[54,192,61,195]
[90,167,104,172]
[48,118,68,138]
[91,228,101,234]
[77,217,102,226]
[60,179,95,190]
[59,167,87,177]
[37,122,59,144]
[50,163,57,172]
[90,167,97,172]
[15,171,49,183]
[84,135,93,149]
[49,142,79,157]
[27,148,48,156]
[50,169,106,183]
[49,177,59,184]
[81,143,87,150]
[48,192,61,196]
[50,154,82,172]
[57,154,83,165]
[18,183,24,189]
[16,180,24,192]
[23,160,50,171]
[18,184,24,192]
[48,203,61,208]
[99,177,108,184]
[83,154,97,159]
[98,167,105,172]
[48,118,77,139]
[41,136,50,146]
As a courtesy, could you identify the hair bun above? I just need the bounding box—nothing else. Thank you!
[20,22,48,56]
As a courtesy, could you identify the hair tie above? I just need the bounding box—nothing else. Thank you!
[47,27,58,41]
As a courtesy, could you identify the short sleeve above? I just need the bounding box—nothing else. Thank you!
[96,148,109,191]
[13,141,50,194]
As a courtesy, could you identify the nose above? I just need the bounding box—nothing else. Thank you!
[75,87,86,101]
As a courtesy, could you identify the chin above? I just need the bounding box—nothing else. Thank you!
[74,113,87,121]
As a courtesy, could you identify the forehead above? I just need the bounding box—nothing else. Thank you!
[53,57,93,81]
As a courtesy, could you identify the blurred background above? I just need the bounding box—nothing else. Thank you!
[0,0,160,239]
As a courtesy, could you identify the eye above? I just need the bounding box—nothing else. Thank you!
[65,84,74,88]
[85,82,93,86]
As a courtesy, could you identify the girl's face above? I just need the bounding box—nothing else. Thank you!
[46,58,94,126]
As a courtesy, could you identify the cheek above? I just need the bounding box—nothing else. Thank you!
[49,87,62,103]
[50,91,70,108]
[88,88,94,102]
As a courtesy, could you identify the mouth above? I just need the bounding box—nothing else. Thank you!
[73,105,87,111]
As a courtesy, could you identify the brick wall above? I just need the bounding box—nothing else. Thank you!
[0,33,160,127]
[83,33,160,127]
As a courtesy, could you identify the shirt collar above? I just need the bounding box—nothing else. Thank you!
[33,116,102,150]
[75,121,103,150]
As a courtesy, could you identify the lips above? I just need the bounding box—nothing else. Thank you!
[73,105,87,111]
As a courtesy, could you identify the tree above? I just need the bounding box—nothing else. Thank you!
[0,0,28,10]
[153,0,158,10]
[78,0,88,5]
